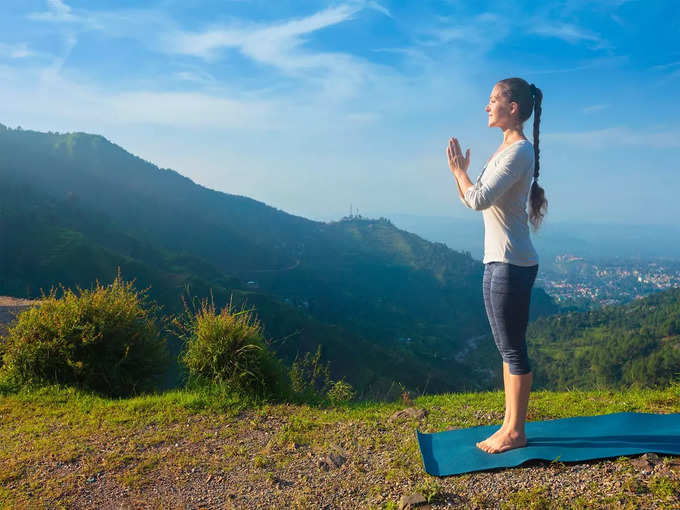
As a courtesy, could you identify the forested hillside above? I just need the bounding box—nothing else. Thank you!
[528,288,680,389]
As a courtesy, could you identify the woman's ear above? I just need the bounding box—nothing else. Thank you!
[509,101,519,117]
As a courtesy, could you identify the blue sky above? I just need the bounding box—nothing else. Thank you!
[1,0,679,228]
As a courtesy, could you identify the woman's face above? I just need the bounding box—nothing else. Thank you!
[485,84,517,129]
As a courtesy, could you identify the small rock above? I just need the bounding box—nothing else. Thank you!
[645,452,661,465]
[317,452,347,471]
[269,475,294,488]
[630,453,661,470]
[389,407,428,422]
[86,476,96,483]
[398,493,429,509]
[329,452,346,467]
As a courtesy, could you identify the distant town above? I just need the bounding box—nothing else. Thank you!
[537,255,680,310]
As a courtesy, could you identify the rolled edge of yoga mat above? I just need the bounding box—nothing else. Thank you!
[416,412,680,477]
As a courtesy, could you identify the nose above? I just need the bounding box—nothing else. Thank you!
[485,105,490,112]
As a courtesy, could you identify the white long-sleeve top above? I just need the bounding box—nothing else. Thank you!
[459,139,539,267]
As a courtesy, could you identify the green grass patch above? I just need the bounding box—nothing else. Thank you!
[1,382,679,508]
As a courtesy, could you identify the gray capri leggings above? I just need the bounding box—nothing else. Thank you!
[482,261,539,375]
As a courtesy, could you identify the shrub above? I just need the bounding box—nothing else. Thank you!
[0,273,168,396]
[287,345,359,406]
[288,344,331,403]
[175,295,289,399]
[327,379,356,405]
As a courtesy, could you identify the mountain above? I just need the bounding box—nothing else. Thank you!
[0,124,560,396]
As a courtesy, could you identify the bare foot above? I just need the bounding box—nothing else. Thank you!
[475,425,506,450]
[476,429,527,454]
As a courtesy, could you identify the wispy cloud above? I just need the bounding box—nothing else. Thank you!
[366,1,392,18]
[0,63,280,130]
[651,61,680,71]
[29,1,179,45]
[610,13,625,27]
[172,70,217,86]
[161,4,395,101]
[109,91,276,128]
[25,2,389,103]
[650,60,680,85]
[529,22,609,49]
[415,12,509,53]
[165,5,360,61]
[544,126,680,149]
[0,42,36,59]
[582,104,610,114]
[524,56,627,75]
[40,32,77,83]
[16,1,458,131]
[29,0,83,24]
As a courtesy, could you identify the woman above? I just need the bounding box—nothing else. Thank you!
[447,77,548,454]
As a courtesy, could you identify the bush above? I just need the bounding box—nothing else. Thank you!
[327,379,356,405]
[0,273,168,396]
[288,345,355,406]
[289,344,331,403]
[175,295,289,399]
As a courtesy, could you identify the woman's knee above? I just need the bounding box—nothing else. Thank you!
[504,352,531,375]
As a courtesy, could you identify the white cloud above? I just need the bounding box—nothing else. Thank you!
[651,61,680,71]
[345,112,381,123]
[582,104,610,114]
[172,70,217,85]
[544,127,680,149]
[165,5,360,60]
[29,0,81,24]
[529,22,609,49]
[525,56,628,75]
[0,42,36,59]
[109,91,278,129]
[29,1,178,43]
[159,4,400,103]
[415,12,509,52]
[0,62,280,131]
[366,1,392,18]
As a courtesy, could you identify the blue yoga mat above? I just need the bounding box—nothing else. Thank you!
[417,412,680,476]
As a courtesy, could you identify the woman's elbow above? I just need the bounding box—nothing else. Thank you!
[469,198,491,210]
[465,191,491,210]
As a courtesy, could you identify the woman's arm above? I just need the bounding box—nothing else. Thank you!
[454,173,473,209]
[459,144,533,211]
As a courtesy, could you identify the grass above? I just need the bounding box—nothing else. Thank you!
[1,382,679,508]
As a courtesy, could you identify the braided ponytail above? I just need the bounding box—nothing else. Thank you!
[497,78,548,232]
[529,84,547,232]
